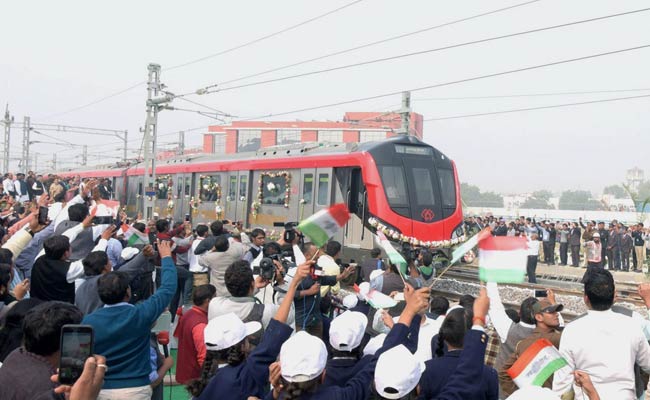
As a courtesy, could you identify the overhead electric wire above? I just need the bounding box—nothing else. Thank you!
[164,0,366,71]
[422,94,650,121]
[189,7,650,95]
[415,87,650,101]
[39,1,364,122]
[212,0,543,87]
[235,44,650,121]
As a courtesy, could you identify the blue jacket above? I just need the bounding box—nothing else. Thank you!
[197,318,293,400]
[82,256,177,389]
[419,349,498,400]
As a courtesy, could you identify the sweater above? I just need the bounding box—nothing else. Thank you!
[0,347,57,400]
[174,306,208,384]
[31,257,75,303]
[82,256,177,389]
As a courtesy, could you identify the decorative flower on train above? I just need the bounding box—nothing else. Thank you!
[299,198,306,205]
[240,196,246,202]
[167,200,174,211]
[368,217,378,227]
[215,205,223,215]
[266,182,278,194]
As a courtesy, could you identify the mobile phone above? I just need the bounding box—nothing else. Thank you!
[92,215,114,225]
[185,213,190,222]
[534,289,547,297]
[59,325,94,385]
[38,206,49,225]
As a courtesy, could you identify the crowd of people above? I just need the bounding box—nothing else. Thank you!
[0,173,649,399]
[465,215,650,283]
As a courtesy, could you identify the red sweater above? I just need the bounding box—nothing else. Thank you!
[174,306,208,384]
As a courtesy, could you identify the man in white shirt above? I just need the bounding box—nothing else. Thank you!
[243,228,265,265]
[188,224,209,287]
[317,240,343,298]
[2,173,15,198]
[553,268,650,400]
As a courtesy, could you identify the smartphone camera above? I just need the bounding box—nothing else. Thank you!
[534,289,548,297]
[185,213,190,222]
[38,206,49,225]
[59,325,94,385]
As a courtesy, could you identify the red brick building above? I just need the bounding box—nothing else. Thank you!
[202,111,424,154]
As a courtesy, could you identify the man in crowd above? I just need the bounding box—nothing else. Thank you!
[553,268,650,399]
[318,240,344,298]
[621,226,634,272]
[199,235,244,296]
[633,223,645,272]
[597,221,609,268]
[3,172,16,198]
[188,224,209,287]
[581,232,602,283]
[174,284,216,385]
[0,301,83,399]
[243,228,265,264]
[14,173,30,203]
[360,247,384,283]
[608,224,622,271]
[569,222,582,267]
[499,295,563,396]
[83,240,176,400]
[558,223,570,266]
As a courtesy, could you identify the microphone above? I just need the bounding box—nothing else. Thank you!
[157,331,170,358]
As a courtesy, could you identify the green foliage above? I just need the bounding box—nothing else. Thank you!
[558,190,601,210]
[460,183,503,207]
[603,184,627,198]
[521,190,554,209]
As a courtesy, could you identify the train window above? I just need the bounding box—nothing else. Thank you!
[439,169,456,208]
[176,179,183,198]
[317,174,329,206]
[184,178,191,196]
[199,175,221,202]
[229,176,237,199]
[379,165,408,206]
[156,177,170,200]
[302,174,313,203]
[239,175,248,198]
[261,174,287,206]
[412,168,436,205]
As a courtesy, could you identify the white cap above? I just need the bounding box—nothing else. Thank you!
[329,311,368,352]
[358,281,371,300]
[592,232,600,238]
[280,331,327,383]
[204,312,261,351]
[120,247,140,261]
[505,386,560,400]
[369,269,385,282]
[363,333,386,356]
[374,345,425,399]
[342,294,359,309]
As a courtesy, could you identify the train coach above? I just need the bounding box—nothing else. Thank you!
[57,135,466,258]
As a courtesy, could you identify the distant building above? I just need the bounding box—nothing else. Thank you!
[201,111,424,154]
[626,167,644,193]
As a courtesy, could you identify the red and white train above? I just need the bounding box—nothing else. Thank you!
[58,135,466,256]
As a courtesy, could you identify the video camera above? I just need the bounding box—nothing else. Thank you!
[273,221,304,244]
[253,257,276,281]
[401,242,420,263]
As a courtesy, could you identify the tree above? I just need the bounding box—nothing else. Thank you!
[460,183,503,207]
[603,184,627,198]
[559,190,601,210]
[521,190,554,209]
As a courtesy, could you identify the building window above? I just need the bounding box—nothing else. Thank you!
[318,130,343,142]
[237,130,261,152]
[213,134,226,154]
[277,129,301,145]
[359,130,387,143]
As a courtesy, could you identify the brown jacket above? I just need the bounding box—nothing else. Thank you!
[499,327,562,396]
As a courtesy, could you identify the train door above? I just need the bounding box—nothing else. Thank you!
[297,169,316,222]
[341,167,373,251]
[174,173,193,222]
[196,173,224,223]
[224,174,238,223]
[314,168,333,215]
[237,172,251,225]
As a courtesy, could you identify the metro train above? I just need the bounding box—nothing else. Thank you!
[57,135,466,257]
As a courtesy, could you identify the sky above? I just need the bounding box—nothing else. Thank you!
[1,0,649,195]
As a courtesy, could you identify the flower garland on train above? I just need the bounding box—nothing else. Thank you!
[195,175,223,217]
[252,171,291,219]
[367,217,467,249]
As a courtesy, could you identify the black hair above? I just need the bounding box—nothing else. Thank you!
[325,241,342,257]
[225,260,253,297]
[505,308,520,323]
[155,219,169,233]
[23,301,83,356]
[263,241,281,257]
[82,251,109,276]
[429,296,449,317]
[0,248,13,264]
[436,308,471,357]
[97,271,130,305]
[186,342,247,398]
[43,235,71,260]
[250,228,265,239]
[210,220,223,236]
[132,222,146,233]
[214,236,230,252]
[370,247,381,258]
[458,294,475,309]
[193,284,216,306]
[281,375,321,400]
[421,251,433,267]
[68,204,89,223]
[584,268,614,311]
[519,297,539,325]
[0,263,12,291]
[195,225,209,237]
[0,298,43,362]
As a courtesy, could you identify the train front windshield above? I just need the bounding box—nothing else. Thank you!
[373,142,457,223]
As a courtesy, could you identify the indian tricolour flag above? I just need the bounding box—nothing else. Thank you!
[298,203,350,248]
[507,338,567,388]
[120,224,149,246]
[478,235,528,283]
[376,231,408,276]
[450,228,492,264]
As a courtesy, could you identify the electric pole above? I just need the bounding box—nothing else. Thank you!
[398,91,411,135]
[2,105,13,172]
[177,131,185,155]
[34,153,38,173]
[22,116,31,172]
[142,63,172,218]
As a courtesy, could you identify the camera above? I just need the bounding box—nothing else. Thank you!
[254,257,276,281]
[401,242,420,263]
[273,221,303,243]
